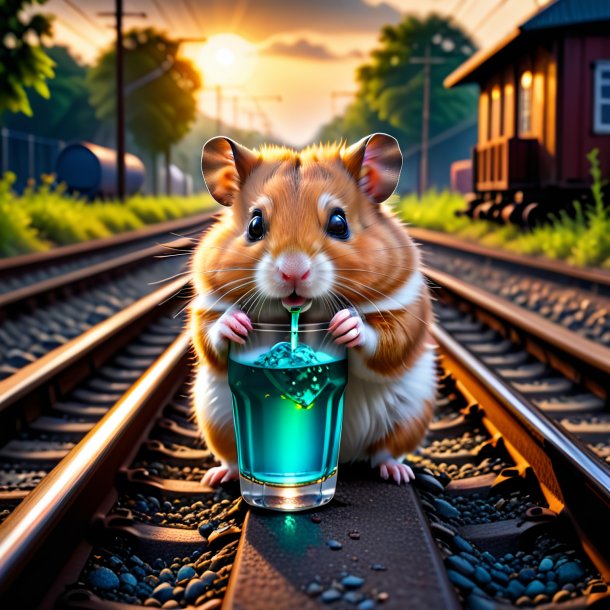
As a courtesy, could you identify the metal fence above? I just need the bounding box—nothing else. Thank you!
[0,128,65,193]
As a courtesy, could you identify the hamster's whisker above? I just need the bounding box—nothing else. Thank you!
[240,286,264,314]
[328,288,359,318]
[201,281,259,313]
[333,267,416,280]
[148,270,192,285]
[206,245,263,264]
[335,274,430,328]
[155,252,192,258]
[195,277,252,298]
[254,294,270,321]
[199,267,257,273]
[325,243,416,264]
[332,280,396,325]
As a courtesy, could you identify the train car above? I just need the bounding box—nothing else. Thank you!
[56,142,145,198]
[445,0,610,225]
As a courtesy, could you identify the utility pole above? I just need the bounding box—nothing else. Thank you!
[98,2,146,201]
[410,44,445,196]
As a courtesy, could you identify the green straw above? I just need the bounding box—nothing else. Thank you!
[290,306,301,352]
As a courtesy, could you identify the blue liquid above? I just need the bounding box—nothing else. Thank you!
[228,353,347,487]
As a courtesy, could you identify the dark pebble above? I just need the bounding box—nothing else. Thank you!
[327,540,343,550]
[518,568,536,583]
[120,573,137,588]
[200,571,218,587]
[556,561,584,584]
[552,590,571,603]
[466,593,496,610]
[506,579,525,599]
[176,565,196,582]
[306,582,323,595]
[434,498,459,519]
[377,592,389,602]
[538,557,553,572]
[321,588,342,603]
[447,569,475,591]
[414,473,444,495]
[198,522,215,537]
[349,530,360,540]
[490,569,508,585]
[446,555,474,577]
[357,600,376,610]
[515,595,531,607]
[341,575,365,589]
[474,567,491,585]
[344,591,364,604]
[184,578,206,603]
[370,564,387,571]
[87,567,119,591]
[524,580,545,597]
[158,568,174,583]
[311,515,322,523]
[453,535,473,553]
[152,583,173,603]
[144,599,161,608]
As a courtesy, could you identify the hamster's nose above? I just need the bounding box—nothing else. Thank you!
[277,253,311,283]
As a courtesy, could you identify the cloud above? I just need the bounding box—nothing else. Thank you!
[177,0,402,41]
[260,38,365,61]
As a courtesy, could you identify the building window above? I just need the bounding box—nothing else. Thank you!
[519,70,533,135]
[490,86,502,139]
[594,61,610,134]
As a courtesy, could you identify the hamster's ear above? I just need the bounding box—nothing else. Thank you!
[342,133,402,204]
[201,136,261,206]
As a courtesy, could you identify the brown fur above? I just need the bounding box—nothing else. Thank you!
[191,135,435,469]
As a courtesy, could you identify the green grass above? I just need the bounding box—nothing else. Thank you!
[398,149,610,269]
[0,173,214,257]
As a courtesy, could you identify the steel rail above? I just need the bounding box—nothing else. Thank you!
[425,266,610,379]
[412,226,610,288]
[0,276,189,414]
[432,325,610,500]
[0,331,191,596]
[0,211,214,276]
[0,236,195,314]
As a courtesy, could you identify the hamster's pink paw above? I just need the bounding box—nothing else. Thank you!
[201,464,239,487]
[378,459,415,485]
[329,308,364,348]
[214,310,252,345]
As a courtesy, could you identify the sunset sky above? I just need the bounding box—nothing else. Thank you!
[45,0,550,146]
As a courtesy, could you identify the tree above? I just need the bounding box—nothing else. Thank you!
[87,28,201,193]
[3,46,100,140]
[0,0,55,116]
[316,14,477,146]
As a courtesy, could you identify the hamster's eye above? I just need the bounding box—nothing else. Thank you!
[247,209,265,241]
[326,208,350,240]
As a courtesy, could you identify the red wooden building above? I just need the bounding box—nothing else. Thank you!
[445,0,610,223]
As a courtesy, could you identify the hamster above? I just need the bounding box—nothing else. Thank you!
[190,133,436,486]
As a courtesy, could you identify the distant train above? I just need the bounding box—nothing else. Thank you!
[56,141,193,198]
[445,0,610,225]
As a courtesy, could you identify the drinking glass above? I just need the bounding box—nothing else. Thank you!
[228,321,347,511]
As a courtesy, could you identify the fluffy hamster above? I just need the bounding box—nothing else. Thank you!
[190,133,436,486]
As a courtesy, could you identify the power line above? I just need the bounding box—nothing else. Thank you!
[153,0,177,31]
[62,0,107,35]
[181,0,205,33]
[54,16,102,50]
[472,0,510,32]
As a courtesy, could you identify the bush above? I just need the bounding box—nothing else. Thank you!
[398,149,610,268]
[0,174,215,257]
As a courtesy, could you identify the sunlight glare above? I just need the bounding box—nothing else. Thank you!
[198,33,256,86]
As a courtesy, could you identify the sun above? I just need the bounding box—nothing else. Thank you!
[198,33,256,86]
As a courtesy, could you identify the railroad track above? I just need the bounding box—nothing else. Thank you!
[0,221,608,609]
[0,212,213,297]
[0,213,217,380]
